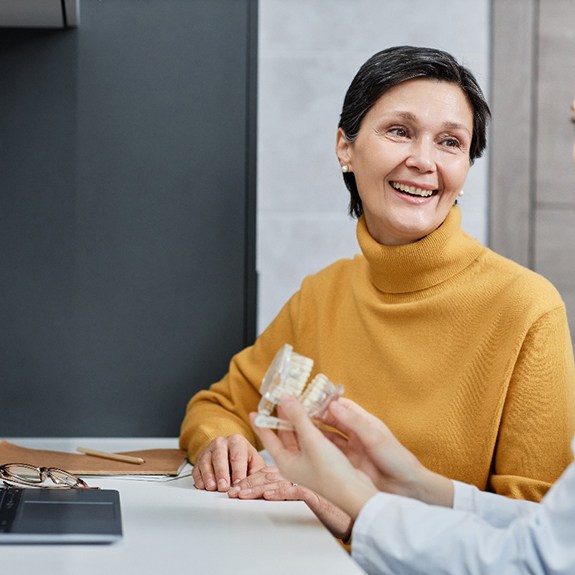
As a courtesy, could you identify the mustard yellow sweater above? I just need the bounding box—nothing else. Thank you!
[180,207,575,502]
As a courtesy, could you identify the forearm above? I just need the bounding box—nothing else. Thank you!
[180,297,301,462]
[409,467,454,507]
[180,402,258,463]
[179,348,270,462]
[300,489,356,540]
[352,492,546,575]
[314,475,379,523]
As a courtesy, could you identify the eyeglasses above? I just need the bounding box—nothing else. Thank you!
[0,463,98,490]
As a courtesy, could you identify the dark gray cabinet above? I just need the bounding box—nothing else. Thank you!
[0,0,257,436]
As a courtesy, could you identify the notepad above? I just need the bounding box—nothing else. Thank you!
[0,440,187,476]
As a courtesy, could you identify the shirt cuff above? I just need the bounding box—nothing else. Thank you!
[452,479,476,512]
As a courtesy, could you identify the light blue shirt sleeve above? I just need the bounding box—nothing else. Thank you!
[452,480,537,528]
[351,438,575,575]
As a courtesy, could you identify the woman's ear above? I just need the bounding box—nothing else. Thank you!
[336,128,353,170]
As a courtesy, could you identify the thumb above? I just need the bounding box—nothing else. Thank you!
[279,396,325,446]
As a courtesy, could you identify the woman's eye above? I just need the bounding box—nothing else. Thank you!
[388,127,408,137]
[442,137,461,148]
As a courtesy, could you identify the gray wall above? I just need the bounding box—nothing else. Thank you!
[257,0,491,332]
[0,0,257,436]
[490,0,575,335]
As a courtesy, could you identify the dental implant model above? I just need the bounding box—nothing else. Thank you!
[300,373,343,418]
[254,344,343,430]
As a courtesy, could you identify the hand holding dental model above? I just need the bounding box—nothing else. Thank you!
[252,394,453,519]
[252,393,575,575]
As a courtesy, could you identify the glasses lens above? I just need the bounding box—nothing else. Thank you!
[3,464,43,483]
[48,468,81,487]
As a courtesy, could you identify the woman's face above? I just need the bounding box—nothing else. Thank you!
[337,78,474,245]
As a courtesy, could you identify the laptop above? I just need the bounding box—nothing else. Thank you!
[0,487,122,544]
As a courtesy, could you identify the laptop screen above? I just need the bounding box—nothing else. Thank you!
[0,487,122,544]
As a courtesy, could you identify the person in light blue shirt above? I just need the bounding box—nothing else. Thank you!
[252,392,575,575]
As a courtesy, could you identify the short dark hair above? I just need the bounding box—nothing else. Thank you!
[338,45,491,218]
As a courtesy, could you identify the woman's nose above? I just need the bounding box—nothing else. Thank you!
[405,139,436,172]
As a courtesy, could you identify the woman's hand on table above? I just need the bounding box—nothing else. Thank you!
[192,434,266,492]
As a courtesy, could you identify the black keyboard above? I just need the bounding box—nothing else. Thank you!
[0,488,22,533]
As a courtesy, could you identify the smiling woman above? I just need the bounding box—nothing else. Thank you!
[180,46,575,544]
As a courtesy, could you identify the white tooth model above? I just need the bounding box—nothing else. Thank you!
[255,344,343,430]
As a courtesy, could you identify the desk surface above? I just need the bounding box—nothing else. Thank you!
[3,438,365,575]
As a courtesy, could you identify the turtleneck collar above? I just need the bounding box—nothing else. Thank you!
[356,206,483,294]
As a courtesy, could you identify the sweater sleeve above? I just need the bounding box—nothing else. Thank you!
[489,306,575,501]
[179,291,301,463]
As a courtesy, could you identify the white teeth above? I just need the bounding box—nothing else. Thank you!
[391,182,435,197]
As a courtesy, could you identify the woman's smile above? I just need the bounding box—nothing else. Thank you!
[389,180,438,199]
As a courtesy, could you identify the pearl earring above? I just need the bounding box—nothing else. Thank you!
[342,165,349,173]
[458,189,464,197]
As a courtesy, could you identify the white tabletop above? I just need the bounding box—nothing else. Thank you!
[2,438,366,575]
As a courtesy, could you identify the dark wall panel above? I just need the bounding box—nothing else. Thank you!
[0,0,257,436]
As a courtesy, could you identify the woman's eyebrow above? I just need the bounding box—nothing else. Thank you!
[380,111,471,137]
[385,110,417,121]
[387,112,471,135]
[442,121,472,136]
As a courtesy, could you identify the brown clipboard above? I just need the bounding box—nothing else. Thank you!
[0,440,187,476]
